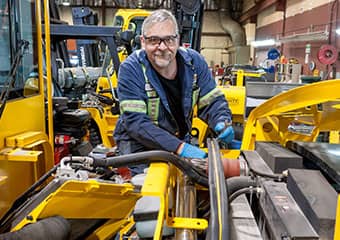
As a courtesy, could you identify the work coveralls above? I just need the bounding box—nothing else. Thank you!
[114,47,232,171]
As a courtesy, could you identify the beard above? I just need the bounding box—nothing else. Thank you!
[153,51,174,68]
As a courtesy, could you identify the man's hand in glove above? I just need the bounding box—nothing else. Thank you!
[177,143,207,159]
[214,121,235,144]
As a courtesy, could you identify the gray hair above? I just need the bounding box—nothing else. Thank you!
[141,9,179,36]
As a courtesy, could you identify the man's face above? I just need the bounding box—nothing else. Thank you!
[141,20,179,69]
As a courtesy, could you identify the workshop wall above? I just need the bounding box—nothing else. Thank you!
[201,11,232,67]
[254,0,340,79]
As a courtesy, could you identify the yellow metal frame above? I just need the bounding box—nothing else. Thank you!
[241,79,340,150]
[117,163,208,240]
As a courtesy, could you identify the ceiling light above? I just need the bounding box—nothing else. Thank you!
[336,28,340,35]
[62,0,70,6]
[251,39,276,48]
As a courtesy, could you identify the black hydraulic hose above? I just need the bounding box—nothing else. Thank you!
[0,216,70,240]
[206,139,229,240]
[229,187,257,203]
[92,150,209,187]
[226,176,257,196]
[0,164,59,230]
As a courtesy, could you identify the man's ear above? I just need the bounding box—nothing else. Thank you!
[140,35,145,49]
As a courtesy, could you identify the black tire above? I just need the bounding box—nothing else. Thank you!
[89,121,102,147]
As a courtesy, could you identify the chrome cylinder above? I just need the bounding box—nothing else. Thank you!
[175,172,197,240]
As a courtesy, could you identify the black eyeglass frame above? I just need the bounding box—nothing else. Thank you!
[143,34,178,46]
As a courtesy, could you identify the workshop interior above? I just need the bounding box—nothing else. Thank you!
[0,0,339,239]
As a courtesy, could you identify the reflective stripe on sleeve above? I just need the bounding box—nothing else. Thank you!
[198,88,224,109]
[120,100,147,113]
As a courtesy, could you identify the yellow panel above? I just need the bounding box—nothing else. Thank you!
[142,163,169,195]
[221,149,241,159]
[335,195,340,240]
[12,180,141,231]
[0,148,41,162]
[0,95,46,149]
[38,181,141,219]
[219,86,246,116]
[6,131,48,148]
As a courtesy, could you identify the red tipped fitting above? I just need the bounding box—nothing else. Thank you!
[221,158,240,178]
[206,158,240,178]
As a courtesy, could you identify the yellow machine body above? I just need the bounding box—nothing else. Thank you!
[11,179,141,239]
[241,79,340,150]
[240,80,340,239]
[0,0,54,218]
[9,162,208,240]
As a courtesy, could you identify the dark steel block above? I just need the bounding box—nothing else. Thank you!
[260,181,319,240]
[286,141,340,190]
[256,142,303,173]
[287,169,337,240]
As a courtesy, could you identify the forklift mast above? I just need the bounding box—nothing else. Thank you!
[172,0,204,52]
[72,7,101,67]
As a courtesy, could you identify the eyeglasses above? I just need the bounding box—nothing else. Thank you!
[144,35,178,46]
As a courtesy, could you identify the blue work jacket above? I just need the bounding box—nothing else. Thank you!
[114,47,232,153]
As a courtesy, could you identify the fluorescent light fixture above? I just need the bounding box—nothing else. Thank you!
[251,39,276,47]
[336,28,340,35]
[62,0,70,6]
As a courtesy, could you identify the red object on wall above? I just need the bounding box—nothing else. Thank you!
[317,45,338,65]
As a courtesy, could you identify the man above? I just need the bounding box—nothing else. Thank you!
[114,9,234,175]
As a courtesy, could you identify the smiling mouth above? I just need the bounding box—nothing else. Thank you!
[155,54,169,60]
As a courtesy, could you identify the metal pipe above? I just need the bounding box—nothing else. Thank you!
[219,0,246,46]
[175,172,197,240]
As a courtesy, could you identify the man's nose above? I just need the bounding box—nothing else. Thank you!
[157,40,168,49]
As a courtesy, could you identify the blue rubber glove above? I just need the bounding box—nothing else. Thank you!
[214,121,235,144]
[178,143,207,159]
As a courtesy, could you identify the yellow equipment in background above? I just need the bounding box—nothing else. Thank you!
[192,66,265,150]
[113,9,151,62]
